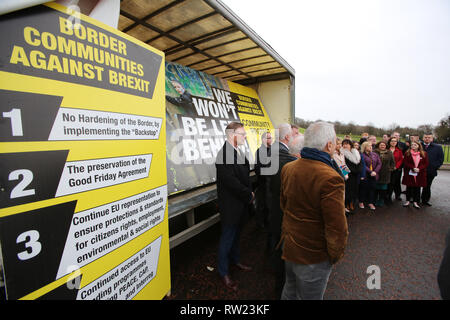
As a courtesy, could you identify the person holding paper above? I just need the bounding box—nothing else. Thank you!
[401,141,429,209]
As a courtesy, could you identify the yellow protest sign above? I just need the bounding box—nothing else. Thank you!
[0,3,169,300]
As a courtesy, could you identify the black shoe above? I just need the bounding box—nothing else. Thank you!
[422,202,432,207]
[233,263,252,272]
[222,275,238,291]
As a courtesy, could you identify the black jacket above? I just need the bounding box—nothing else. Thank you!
[216,141,252,226]
[268,142,297,235]
[255,145,272,177]
[398,141,408,154]
[255,145,271,188]
[422,142,444,177]
[165,91,196,117]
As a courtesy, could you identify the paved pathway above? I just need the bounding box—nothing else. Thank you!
[168,170,450,300]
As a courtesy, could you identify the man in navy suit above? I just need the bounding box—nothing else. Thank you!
[421,133,444,206]
[215,122,254,291]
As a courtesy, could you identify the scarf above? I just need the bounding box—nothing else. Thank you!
[411,150,421,168]
[301,147,345,179]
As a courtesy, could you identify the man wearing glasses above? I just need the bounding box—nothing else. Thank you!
[215,122,254,291]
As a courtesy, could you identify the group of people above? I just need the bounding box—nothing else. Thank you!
[334,131,445,212]
[214,121,447,300]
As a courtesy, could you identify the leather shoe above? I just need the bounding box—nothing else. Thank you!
[234,263,252,271]
[422,202,432,207]
[222,275,237,291]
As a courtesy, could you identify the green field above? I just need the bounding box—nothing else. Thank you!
[444,145,450,164]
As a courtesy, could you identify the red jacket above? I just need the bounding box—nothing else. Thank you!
[391,147,403,169]
[402,152,429,187]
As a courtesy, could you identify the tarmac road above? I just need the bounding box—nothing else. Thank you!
[168,170,450,300]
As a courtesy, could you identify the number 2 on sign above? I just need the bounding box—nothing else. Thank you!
[9,169,35,199]
[17,230,42,260]
[2,108,23,136]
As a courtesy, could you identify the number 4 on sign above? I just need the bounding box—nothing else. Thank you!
[3,108,23,136]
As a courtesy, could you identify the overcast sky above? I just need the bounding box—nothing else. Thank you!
[221,0,450,129]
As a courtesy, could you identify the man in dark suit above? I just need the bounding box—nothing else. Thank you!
[266,123,297,297]
[421,133,444,206]
[254,131,273,229]
[215,122,254,291]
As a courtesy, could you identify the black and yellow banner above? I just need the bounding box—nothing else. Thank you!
[165,62,274,195]
[0,3,169,300]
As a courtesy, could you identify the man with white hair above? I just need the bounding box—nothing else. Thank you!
[266,123,297,297]
[280,121,348,300]
[288,135,305,158]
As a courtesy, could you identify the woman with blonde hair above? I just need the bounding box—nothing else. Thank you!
[333,138,350,181]
[359,141,381,210]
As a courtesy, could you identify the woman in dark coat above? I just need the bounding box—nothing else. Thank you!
[374,141,395,207]
[402,141,429,209]
[342,139,362,213]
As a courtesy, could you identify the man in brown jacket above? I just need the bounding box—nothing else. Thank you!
[280,121,348,300]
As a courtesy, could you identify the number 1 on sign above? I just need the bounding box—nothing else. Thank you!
[3,108,23,136]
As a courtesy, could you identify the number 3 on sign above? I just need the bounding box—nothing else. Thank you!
[16,230,42,260]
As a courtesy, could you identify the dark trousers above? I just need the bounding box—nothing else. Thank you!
[406,186,421,203]
[268,231,285,298]
[218,224,242,277]
[345,174,359,208]
[375,185,387,206]
[359,177,377,204]
[421,174,436,203]
[387,169,402,200]
[255,180,269,228]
